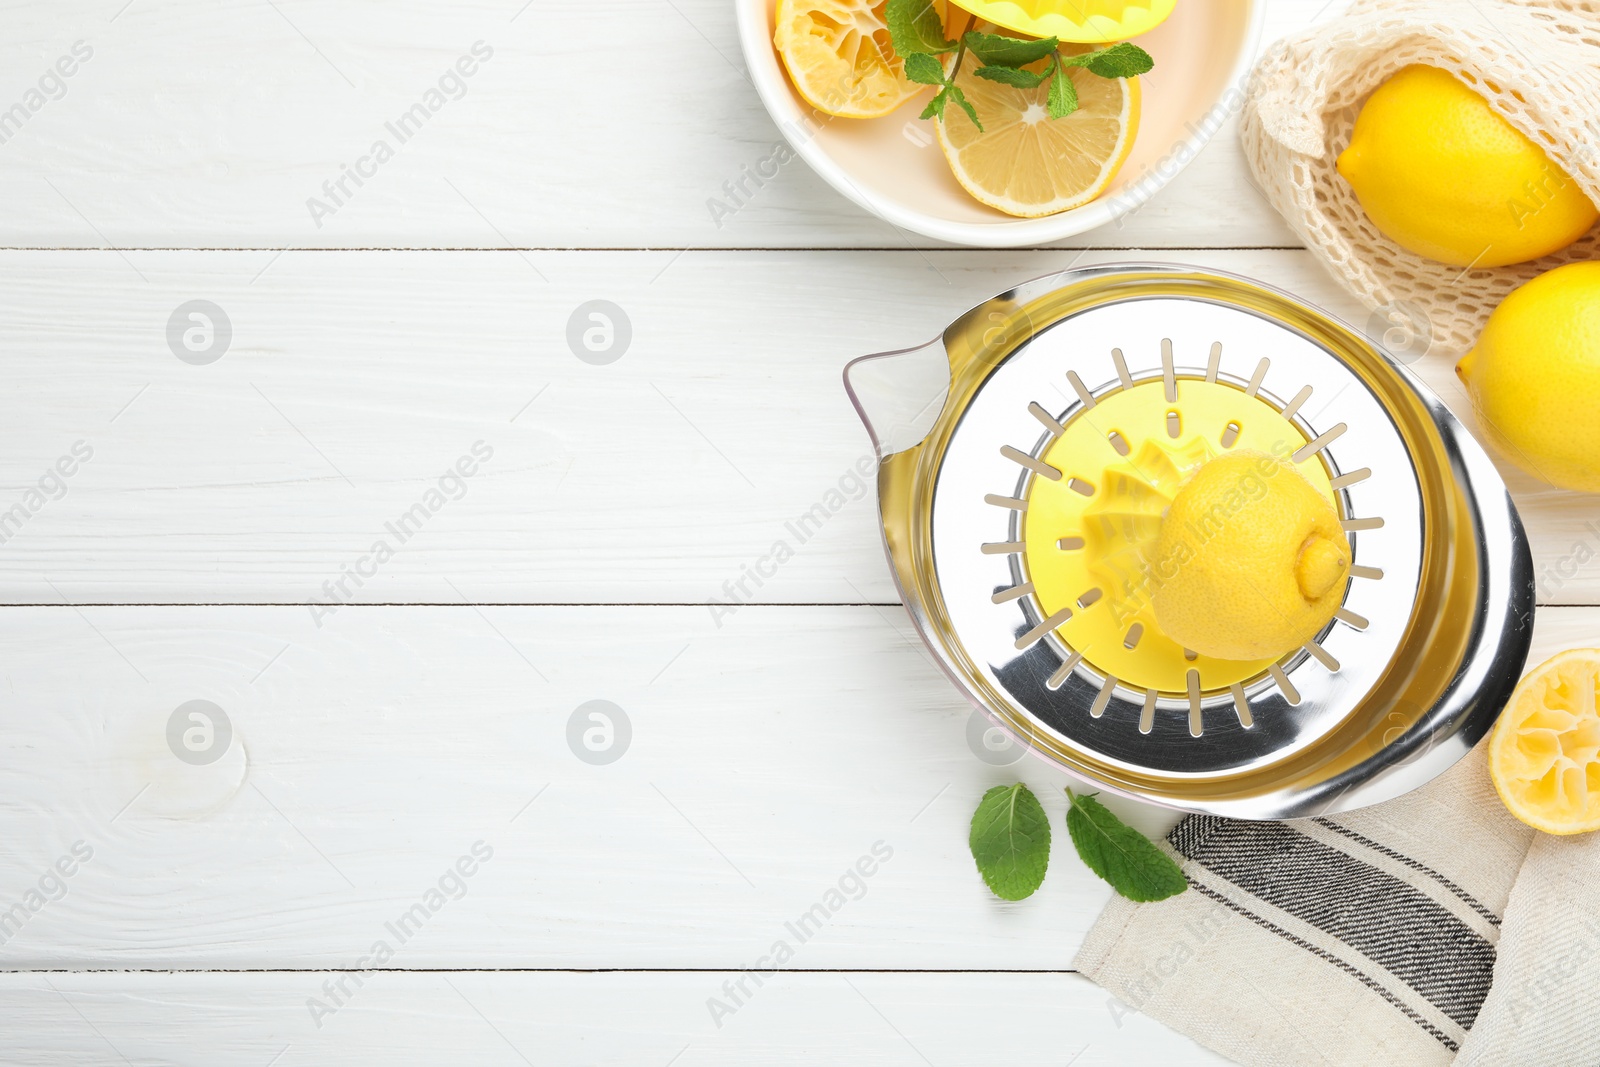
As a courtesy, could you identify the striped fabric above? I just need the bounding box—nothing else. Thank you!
[1172,817,1497,1038]
[1073,745,1600,1066]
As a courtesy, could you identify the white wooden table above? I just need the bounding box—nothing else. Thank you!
[1,2,1593,1063]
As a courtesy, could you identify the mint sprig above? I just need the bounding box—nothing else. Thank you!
[966,783,1188,903]
[1065,790,1187,902]
[969,783,1051,900]
[883,0,1152,129]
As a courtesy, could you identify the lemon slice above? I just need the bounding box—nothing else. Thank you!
[1489,649,1600,835]
[935,48,1139,218]
[774,0,936,118]
[946,0,1176,42]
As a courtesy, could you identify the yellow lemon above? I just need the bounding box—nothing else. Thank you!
[1489,649,1600,835]
[1457,262,1600,493]
[774,0,938,119]
[1336,65,1596,268]
[1150,450,1350,662]
[935,46,1138,218]
[946,0,1176,42]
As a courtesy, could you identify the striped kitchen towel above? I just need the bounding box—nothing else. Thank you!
[1076,745,1600,1065]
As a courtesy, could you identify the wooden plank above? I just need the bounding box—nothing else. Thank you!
[0,970,1234,1066]
[0,603,1584,969]
[0,603,1127,969]
[0,0,1328,249]
[0,247,1590,605]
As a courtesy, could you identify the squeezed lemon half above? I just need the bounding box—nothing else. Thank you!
[1490,649,1600,835]
[774,0,939,118]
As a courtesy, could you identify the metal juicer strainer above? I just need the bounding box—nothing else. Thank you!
[846,264,1534,819]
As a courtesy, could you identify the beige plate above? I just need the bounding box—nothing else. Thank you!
[735,0,1264,246]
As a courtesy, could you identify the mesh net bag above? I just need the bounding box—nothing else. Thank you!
[1240,0,1600,354]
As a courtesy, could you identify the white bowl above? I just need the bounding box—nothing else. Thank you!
[735,0,1266,247]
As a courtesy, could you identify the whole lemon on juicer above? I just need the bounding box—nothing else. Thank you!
[1457,262,1600,493]
[1151,450,1351,662]
[1336,65,1597,267]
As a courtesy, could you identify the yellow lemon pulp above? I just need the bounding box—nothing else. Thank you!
[947,0,1175,41]
[1489,649,1600,835]
[1151,450,1350,662]
[1021,378,1338,693]
[935,45,1138,218]
[774,0,937,118]
[1336,65,1597,268]
[1458,261,1600,494]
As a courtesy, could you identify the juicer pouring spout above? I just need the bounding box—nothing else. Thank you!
[842,336,952,460]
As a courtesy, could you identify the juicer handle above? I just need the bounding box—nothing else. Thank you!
[842,336,950,459]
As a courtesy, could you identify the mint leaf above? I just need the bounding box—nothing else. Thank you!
[886,0,956,55]
[923,84,983,130]
[962,31,1059,67]
[1062,41,1154,79]
[974,64,1048,89]
[1047,66,1078,118]
[969,783,1050,900]
[1065,791,1187,902]
[903,51,946,86]
[947,84,982,130]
